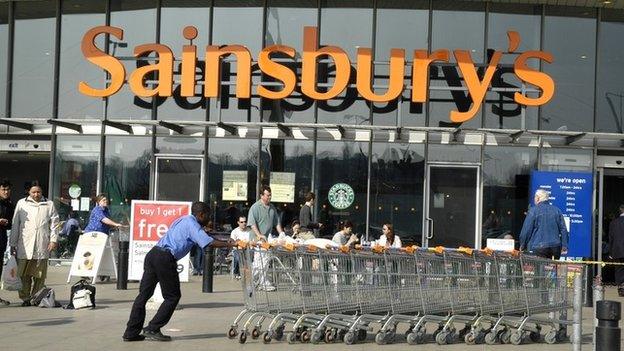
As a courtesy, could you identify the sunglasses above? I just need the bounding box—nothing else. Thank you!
[239,221,247,223]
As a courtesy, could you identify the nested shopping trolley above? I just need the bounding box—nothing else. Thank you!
[227,241,584,346]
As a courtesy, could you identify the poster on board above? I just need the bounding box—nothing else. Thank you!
[67,231,116,284]
[529,170,593,258]
[222,171,247,201]
[129,201,192,282]
[270,172,295,203]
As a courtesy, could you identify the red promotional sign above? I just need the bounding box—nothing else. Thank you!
[129,200,192,281]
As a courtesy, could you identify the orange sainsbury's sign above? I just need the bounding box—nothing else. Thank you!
[79,26,554,123]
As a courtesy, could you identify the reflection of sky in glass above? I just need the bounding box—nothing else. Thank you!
[0,4,7,118]
[158,5,211,121]
[483,147,536,186]
[541,15,595,132]
[597,20,624,133]
[432,10,484,63]
[12,2,56,118]
[58,9,106,119]
[108,3,157,120]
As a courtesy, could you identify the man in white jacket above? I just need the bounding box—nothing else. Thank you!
[10,182,59,306]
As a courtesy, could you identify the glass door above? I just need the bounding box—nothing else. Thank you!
[423,164,479,248]
[154,156,204,202]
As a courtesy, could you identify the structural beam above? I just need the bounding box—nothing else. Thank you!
[217,122,237,135]
[47,119,83,134]
[103,120,133,134]
[276,123,292,137]
[0,119,34,132]
[565,132,586,145]
[158,120,185,134]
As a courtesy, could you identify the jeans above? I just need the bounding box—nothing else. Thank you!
[192,244,204,274]
[532,246,561,260]
[232,249,240,276]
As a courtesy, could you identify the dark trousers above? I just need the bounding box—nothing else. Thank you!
[533,246,561,260]
[614,258,624,287]
[0,232,6,281]
[124,247,181,338]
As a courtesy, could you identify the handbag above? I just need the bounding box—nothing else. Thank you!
[31,287,61,308]
[65,279,96,309]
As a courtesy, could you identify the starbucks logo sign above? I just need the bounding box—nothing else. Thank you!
[328,183,355,210]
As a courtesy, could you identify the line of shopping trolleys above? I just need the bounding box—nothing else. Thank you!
[226,240,583,346]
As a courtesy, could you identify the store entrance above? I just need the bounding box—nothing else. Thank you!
[0,152,50,202]
[153,155,204,202]
[423,164,479,248]
[597,167,624,284]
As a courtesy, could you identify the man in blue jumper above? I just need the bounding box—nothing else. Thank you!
[519,189,569,259]
[122,201,233,342]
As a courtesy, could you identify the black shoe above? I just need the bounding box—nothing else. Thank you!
[122,335,146,342]
[0,298,10,306]
[142,330,172,341]
[21,301,31,307]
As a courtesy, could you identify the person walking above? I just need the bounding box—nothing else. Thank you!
[519,189,569,259]
[299,192,322,238]
[84,194,124,234]
[0,179,14,306]
[9,181,59,306]
[609,204,624,296]
[230,215,251,279]
[122,201,233,342]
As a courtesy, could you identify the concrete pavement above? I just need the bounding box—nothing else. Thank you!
[0,265,619,350]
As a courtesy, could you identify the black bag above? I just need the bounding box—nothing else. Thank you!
[65,279,96,309]
[31,287,61,308]
[31,287,52,306]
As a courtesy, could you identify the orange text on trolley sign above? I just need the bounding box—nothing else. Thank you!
[79,26,554,123]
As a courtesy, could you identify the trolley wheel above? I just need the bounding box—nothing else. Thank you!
[500,328,512,344]
[287,332,297,344]
[274,326,285,341]
[556,327,567,342]
[475,330,487,344]
[357,329,367,341]
[510,332,523,345]
[484,331,498,345]
[343,332,356,345]
[227,326,238,339]
[251,327,261,339]
[458,325,471,339]
[435,331,449,345]
[300,330,311,343]
[238,330,248,344]
[529,331,541,343]
[338,329,347,342]
[375,332,387,345]
[262,332,272,344]
[464,331,476,345]
[311,331,322,344]
[544,330,558,344]
[324,329,335,343]
[406,332,419,345]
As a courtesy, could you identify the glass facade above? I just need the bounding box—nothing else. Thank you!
[1,0,621,250]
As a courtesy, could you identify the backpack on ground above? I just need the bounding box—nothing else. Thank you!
[65,279,96,309]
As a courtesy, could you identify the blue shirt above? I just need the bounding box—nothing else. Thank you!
[156,215,214,260]
[519,201,569,251]
[84,205,112,234]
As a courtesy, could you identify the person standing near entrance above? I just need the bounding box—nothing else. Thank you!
[230,215,250,279]
[299,192,322,238]
[9,181,59,306]
[0,179,14,306]
[519,189,569,259]
[608,204,624,296]
[123,201,233,342]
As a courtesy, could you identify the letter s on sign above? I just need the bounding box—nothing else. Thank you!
[513,51,555,106]
[79,26,126,97]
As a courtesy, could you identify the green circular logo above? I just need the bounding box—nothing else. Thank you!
[328,183,355,210]
[68,184,81,199]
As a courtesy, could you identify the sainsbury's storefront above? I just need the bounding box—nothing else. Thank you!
[1,0,624,256]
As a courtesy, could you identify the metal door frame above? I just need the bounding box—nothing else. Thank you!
[596,165,624,277]
[422,162,481,248]
[153,154,205,201]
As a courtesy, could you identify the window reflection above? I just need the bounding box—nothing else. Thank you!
[317,0,373,125]
[260,139,314,229]
[108,0,157,120]
[486,4,541,130]
[157,0,210,121]
[541,6,596,131]
[482,146,537,248]
[53,136,100,226]
[541,148,592,172]
[104,136,152,223]
[208,138,258,231]
[597,9,624,133]
[58,0,106,119]
[12,1,56,118]
[0,3,8,118]
[156,137,204,154]
[264,0,317,123]
[316,141,368,238]
[369,142,424,245]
